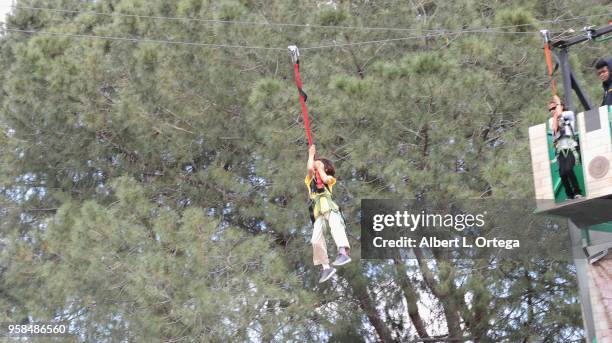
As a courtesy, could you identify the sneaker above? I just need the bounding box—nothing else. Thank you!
[574,194,583,199]
[332,254,352,266]
[318,267,336,283]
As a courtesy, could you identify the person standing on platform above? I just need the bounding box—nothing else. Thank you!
[595,58,612,106]
[549,95,583,200]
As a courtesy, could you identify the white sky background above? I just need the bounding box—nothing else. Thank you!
[0,0,12,24]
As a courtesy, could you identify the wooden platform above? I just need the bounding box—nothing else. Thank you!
[536,195,612,226]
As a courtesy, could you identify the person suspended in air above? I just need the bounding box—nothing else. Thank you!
[548,95,583,200]
[305,144,351,283]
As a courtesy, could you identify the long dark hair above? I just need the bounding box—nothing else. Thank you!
[318,158,335,177]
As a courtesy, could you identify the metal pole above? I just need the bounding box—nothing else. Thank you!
[558,48,574,112]
[570,72,593,111]
[569,219,596,343]
[552,23,612,48]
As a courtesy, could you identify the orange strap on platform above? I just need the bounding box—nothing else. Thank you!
[543,42,557,96]
[540,30,558,96]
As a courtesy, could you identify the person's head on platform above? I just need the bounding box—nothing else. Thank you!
[549,97,564,118]
[595,59,610,83]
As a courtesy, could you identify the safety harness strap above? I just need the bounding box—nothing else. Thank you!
[289,44,324,190]
[541,30,558,96]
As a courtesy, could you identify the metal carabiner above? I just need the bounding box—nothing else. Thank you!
[583,26,595,40]
[288,45,300,64]
[540,29,550,43]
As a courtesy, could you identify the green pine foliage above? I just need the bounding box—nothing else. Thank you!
[1,0,608,341]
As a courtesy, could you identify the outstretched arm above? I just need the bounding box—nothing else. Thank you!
[307,144,316,178]
[551,95,562,135]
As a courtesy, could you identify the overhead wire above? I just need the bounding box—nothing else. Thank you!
[1,26,287,50]
[11,5,439,33]
[300,27,545,50]
[1,25,542,51]
[9,5,612,34]
[1,6,610,51]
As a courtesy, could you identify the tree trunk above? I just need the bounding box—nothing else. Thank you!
[348,273,395,343]
[393,257,430,338]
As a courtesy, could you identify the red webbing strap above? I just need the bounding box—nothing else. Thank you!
[292,62,323,189]
[293,63,313,146]
[543,42,558,96]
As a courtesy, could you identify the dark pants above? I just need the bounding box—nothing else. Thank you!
[557,150,581,198]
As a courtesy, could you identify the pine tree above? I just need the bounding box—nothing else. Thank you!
[1,0,608,341]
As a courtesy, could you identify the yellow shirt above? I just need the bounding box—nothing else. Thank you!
[305,175,338,220]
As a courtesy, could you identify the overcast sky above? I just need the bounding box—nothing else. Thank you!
[0,0,12,24]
